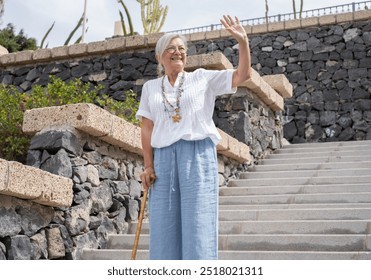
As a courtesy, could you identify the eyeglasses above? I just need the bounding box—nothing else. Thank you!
[165,45,187,54]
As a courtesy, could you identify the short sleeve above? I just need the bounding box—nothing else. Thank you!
[135,82,153,121]
[199,68,237,96]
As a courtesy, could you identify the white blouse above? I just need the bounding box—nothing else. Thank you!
[136,68,236,148]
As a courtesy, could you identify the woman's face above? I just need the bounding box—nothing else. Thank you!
[160,37,187,74]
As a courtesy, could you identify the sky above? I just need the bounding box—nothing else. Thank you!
[0,0,361,48]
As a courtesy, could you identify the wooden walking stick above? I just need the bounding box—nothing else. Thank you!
[131,174,155,260]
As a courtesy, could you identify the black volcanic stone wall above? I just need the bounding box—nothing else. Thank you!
[1,19,370,143]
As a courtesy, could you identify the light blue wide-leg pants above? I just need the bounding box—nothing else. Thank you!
[148,138,218,260]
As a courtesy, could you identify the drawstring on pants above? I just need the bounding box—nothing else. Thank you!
[168,146,176,210]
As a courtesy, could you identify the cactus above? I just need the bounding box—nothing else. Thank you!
[40,21,55,49]
[117,0,135,36]
[137,0,168,35]
[292,0,304,19]
[64,15,85,45]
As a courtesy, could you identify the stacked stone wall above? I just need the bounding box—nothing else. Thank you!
[1,15,370,143]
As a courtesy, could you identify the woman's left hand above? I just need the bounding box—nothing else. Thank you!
[220,15,248,44]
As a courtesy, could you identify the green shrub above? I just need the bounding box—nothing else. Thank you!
[0,76,139,162]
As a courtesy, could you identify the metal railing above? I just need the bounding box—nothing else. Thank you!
[166,1,370,34]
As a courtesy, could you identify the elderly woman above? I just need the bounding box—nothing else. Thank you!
[136,15,251,260]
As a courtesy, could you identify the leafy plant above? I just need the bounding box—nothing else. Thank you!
[0,23,37,52]
[0,76,139,162]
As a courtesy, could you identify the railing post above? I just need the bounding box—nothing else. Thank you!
[352,2,356,12]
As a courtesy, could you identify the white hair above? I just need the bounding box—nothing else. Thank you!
[155,33,187,76]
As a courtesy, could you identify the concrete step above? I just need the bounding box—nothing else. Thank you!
[128,219,371,235]
[260,155,371,165]
[228,175,371,187]
[218,234,371,251]
[80,248,371,260]
[266,150,369,160]
[219,203,371,210]
[219,192,371,205]
[108,234,149,250]
[218,250,371,260]
[249,161,371,172]
[219,183,371,196]
[240,168,371,179]
[81,249,149,260]
[276,144,371,154]
[79,140,371,261]
[282,140,371,149]
[219,220,371,235]
[100,233,371,252]
[218,208,371,221]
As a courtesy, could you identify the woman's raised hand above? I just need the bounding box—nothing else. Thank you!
[220,15,248,44]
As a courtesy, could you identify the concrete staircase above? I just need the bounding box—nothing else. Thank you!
[81,140,371,260]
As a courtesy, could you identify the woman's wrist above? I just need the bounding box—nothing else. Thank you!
[144,166,154,172]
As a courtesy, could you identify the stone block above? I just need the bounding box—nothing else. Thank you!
[68,43,88,57]
[255,81,275,105]
[15,50,33,64]
[336,12,353,23]
[301,17,319,28]
[262,74,293,98]
[184,55,202,71]
[0,159,8,192]
[216,129,229,151]
[201,52,233,70]
[243,25,252,35]
[353,10,371,21]
[205,30,221,40]
[239,143,251,164]
[6,161,44,199]
[268,21,285,32]
[33,48,52,62]
[105,37,126,52]
[182,34,192,43]
[147,33,164,46]
[240,68,261,91]
[0,52,16,65]
[270,95,284,112]
[101,116,142,155]
[0,159,72,207]
[22,103,113,137]
[220,28,231,39]
[0,44,8,55]
[125,35,146,48]
[22,106,53,134]
[251,24,268,34]
[226,136,240,159]
[186,53,233,71]
[319,15,336,25]
[284,19,301,30]
[51,46,69,59]
[32,169,73,207]
[190,31,206,41]
[87,40,107,54]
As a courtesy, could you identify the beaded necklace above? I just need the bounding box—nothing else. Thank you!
[161,72,185,123]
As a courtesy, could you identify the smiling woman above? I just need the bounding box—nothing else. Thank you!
[135,15,251,260]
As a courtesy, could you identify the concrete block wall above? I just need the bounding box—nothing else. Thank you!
[0,158,73,207]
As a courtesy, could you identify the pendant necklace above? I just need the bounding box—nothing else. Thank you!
[161,72,185,123]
